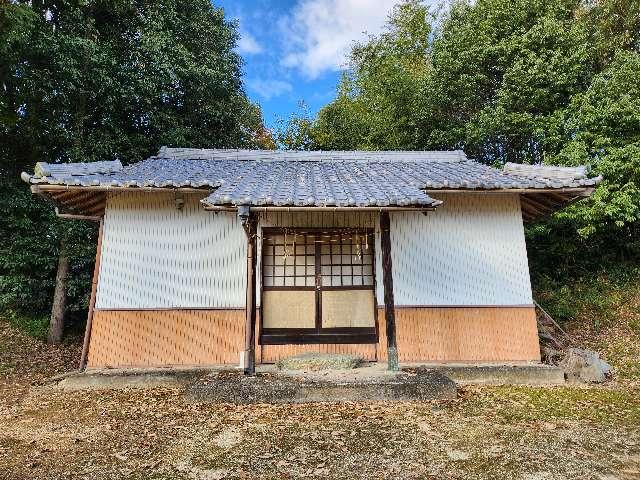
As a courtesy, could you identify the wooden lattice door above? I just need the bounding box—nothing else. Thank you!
[261,228,377,345]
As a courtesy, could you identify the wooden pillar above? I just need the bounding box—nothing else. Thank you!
[79,218,104,370]
[380,211,399,371]
[239,206,258,375]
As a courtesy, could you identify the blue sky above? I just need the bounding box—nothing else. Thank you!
[214,0,401,129]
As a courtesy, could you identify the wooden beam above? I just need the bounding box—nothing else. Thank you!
[54,199,106,218]
[42,189,107,218]
[544,191,575,203]
[56,212,102,222]
[520,191,592,224]
[426,187,594,195]
[58,191,100,206]
[521,196,555,215]
[239,206,258,375]
[49,189,88,202]
[525,193,566,210]
[79,219,104,370]
[520,200,547,221]
[70,195,107,214]
[379,211,399,371]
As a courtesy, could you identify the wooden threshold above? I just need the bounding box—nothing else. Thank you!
[260,332,378,345]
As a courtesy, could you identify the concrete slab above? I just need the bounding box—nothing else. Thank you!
[405,363,565,385]
[260,362,399,381]
[186,369,457,404]
[276,352,363,370]
[264,362,564,386]
[54,367,219,390]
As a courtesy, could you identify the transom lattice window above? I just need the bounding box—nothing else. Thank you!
[262,233,316,287]
[262,231,374,288]
[320,233,374,287]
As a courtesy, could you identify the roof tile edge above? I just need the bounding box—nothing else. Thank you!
[155,147,468,163]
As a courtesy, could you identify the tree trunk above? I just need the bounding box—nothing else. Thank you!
[48,244,69,344]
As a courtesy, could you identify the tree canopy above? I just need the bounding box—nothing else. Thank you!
[282,0,640,278]
[0,0,266,334]
[1,0,265,175]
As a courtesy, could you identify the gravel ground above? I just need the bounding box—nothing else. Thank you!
[1,320,639,480]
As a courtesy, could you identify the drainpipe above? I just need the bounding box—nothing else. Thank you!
[238,206,258,375]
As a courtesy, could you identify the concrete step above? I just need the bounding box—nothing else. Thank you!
[187,369,457,404]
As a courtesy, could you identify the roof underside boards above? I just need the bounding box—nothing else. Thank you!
[22,148,601,217]
[519,191,589,223]
[33,188,108,219]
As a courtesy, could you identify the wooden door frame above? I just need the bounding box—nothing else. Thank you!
[259,227,378,345]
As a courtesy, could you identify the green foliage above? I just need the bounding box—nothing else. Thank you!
[461,385,640,424]
[0,179,57,316]
[1,0,264,174]
[274,102,316,150]
[533,261,640,379]
[4,311,50,340]
[533,263,639,329]
[583,0,640,66]
[312,0,433,150]
[0,0,265,336]
[304,0,640,293]
[0,177,97,333]
[425,0,595,163]
[552,50,640,235]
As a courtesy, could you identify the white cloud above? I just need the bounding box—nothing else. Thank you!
[246,78,293,100]
[237,32,264,55]
[280,0,399,78]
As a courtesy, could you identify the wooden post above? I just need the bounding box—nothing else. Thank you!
[380,211,399,371]
[239,206,258,375]
[79,219,104,370]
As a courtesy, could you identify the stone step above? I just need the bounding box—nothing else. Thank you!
[187,369,457,404]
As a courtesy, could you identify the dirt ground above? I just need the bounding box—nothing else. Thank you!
[1,320,639,480]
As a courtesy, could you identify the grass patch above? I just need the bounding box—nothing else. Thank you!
[534,262,640,380]
[534,264,639,330]
[4,310,49,340]
[0,360,16,374]
[585,336,640,380]
[458,385,640,425]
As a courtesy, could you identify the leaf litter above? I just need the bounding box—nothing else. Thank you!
[1,319,639,479]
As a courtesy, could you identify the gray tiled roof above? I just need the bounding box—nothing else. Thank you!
[34,160,124,178]
[503,162,588,180]
[22,148,601,208]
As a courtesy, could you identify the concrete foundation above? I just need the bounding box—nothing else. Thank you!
[406,363,565,385]
[52,362,564,396]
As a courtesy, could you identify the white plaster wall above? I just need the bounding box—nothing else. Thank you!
[95,192,246,309]
[379,193,534,306]
[95,192,533,309]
